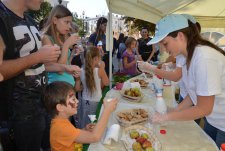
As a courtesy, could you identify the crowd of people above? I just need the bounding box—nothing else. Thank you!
[0,0,224,151]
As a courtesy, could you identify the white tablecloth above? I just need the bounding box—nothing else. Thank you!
[88,75,219,151]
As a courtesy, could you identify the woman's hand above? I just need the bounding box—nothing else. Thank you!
[137,61,156,73]
[151,112,168,124]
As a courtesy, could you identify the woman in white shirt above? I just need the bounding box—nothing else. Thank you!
[140,14,225,147]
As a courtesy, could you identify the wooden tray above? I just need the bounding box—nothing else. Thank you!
[122,125,162,151]
[115,109,148,127]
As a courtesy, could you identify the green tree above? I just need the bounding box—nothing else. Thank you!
[72,13,87,37]
[124,17,156,36]
[28,2,52,23]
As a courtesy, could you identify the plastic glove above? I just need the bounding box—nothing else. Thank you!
[151,112,168,124]
[137,61,156,73]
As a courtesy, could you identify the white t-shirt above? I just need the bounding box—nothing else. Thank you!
[176,54,186,68]
[81,68,102,102]
[176,55,188,98]
[182,45,225,131]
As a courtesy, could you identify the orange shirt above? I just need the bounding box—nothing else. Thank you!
[50,118,81,151]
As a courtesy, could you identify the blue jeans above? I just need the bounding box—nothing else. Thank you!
[204,118,225,148]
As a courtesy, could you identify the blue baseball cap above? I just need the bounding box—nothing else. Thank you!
[147,14,189,45]
[181,14,196,24]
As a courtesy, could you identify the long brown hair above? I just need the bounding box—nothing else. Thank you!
[168,21,225,67]
[41,5,72,45]
[95,17,108,42]
[85,46,100,95]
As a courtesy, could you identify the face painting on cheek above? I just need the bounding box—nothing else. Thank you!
[68,93,77,108]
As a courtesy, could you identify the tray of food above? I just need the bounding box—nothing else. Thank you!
[122,125,162,151]
[120,88,143,102]
[116,109,149,127]
[130,79,149,88]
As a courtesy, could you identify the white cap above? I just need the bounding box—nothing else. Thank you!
[147,14,189,45]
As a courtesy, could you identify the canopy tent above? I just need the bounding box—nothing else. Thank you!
[106,0,225,88]
[106,0,225,28]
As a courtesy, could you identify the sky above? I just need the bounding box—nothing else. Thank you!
[67,0,109,18]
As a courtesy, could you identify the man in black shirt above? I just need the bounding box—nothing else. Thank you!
[0,0,80,151]
[137,27,156,62]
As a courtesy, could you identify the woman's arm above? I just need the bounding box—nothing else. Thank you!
[172,95,193,112]
[152,95,214,123]
[167,95,214,121]
[154,67,182,82]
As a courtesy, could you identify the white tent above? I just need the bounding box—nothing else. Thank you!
[106,0,225,28]
[106,0,225,88]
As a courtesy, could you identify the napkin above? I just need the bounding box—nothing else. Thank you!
[102,124,120,145]
[88,115,96,123]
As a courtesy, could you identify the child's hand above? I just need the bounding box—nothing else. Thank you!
[103,98,118,113]
[65,65,81,78]
[85,123,96,132]
[64,34,80,48]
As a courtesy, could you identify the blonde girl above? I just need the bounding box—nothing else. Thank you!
[79,46,109,128]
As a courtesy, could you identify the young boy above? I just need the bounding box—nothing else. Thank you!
[44,81,118,151]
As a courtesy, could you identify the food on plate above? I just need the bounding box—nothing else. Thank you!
[130,130,153,151]
[141,133,149,139]
[117,109,148,122]
[136,137,147,144]
[124,88,141,97]
[130,130,140,139]
[145,147,154,151]
[132,142,142,151]
[142,140,152,149]
[131,79,149,87]
[123,125,160,151]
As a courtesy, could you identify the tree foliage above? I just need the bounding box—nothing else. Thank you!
[28,2,52,23]
[72,13,87,37]
[123,17,156,35]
